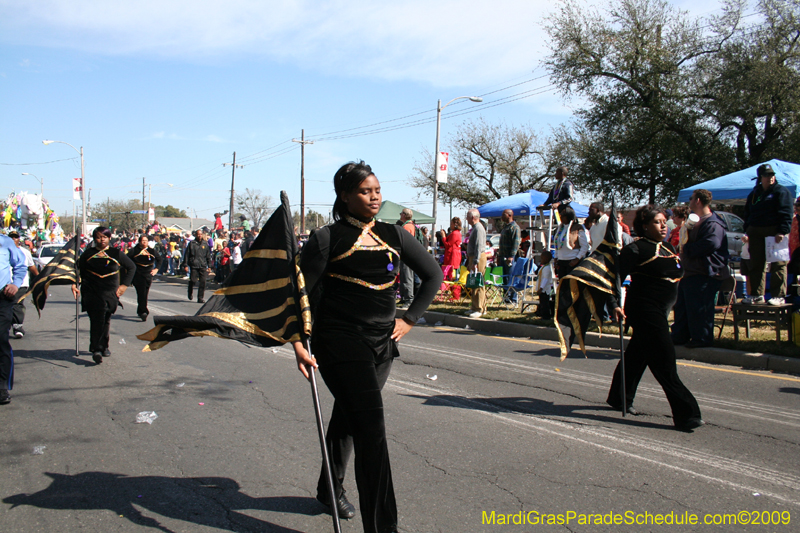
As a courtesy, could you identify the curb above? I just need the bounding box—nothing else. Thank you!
[408,310,800,375]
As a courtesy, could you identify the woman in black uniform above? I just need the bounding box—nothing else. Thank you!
[128,234,162,322]
[292,162,442,533]
[606,205,704,431]
[71,227,136,364]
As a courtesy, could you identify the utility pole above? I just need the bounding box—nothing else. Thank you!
[223,152,244,231]
[142,177,147,229]
[292,130,314,234]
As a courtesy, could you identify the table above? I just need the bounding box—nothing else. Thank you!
[731,302,794,342]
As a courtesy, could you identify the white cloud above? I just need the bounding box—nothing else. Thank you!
[0,0,555,86]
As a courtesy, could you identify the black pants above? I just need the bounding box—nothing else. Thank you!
[87,308,113,353]
[556,259,577,279]
[132,275,153,316]
[188,268,207,301]
[536,290,552,318]
[0,299,14,390]
[317,358,396,533]
[12,286,26,325]
[607,307,701,425]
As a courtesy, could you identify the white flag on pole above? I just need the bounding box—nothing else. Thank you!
[72,178,83,200]
[435,151,449,183]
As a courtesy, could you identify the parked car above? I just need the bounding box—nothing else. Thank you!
[715,210,745,258]
[34,244,63,270]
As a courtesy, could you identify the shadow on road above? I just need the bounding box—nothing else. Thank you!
[13,348,96,368]
[779,387,800,395]
[3,472,320,532]
[406,393,671,430]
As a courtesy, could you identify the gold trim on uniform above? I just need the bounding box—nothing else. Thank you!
[244,249,288,260]
[327,273,395,291]
[214,277,291,295]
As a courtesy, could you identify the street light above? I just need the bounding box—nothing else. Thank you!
[432,96,483,233]
[21,172,43,198]
[43,139,86,237]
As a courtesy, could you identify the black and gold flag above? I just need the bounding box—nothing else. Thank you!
[555,202,622,360]
[137,191,312,351]
[19,236,80,316]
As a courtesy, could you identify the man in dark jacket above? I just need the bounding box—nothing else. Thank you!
[742,163,794,304]
[671,189,729,348]
[497,209,521,301]
[181,229,212,303]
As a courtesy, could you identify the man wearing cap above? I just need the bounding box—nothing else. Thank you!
[742,163,794,305]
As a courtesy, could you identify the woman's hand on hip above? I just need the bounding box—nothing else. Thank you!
[292,340,317,380]
[391,318,414,341]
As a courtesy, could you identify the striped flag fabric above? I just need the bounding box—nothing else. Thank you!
[137,191,312,351]
[19,236,80,316]
[554,201,622,360]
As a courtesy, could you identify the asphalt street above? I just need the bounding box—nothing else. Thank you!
[2,278,799,532]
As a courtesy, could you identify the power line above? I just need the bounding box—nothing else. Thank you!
[1,157,79,166]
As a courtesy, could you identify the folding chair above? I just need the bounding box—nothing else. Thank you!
[441,265,469,302]
[484,266,505,307]
[497,258,529,310]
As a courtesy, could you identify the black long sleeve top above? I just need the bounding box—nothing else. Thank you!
[128,244,162,280]
[79,245,136,312]
[609,238,684,316]
[300,215,443,330]
[743,181,793,235]
[182,240,212,269]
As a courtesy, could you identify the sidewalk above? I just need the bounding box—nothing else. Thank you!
[407,310,800,375]
[156,274,800,374]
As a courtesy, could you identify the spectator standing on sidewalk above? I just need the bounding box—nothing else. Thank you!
[498,209,520,300]
[1,234,26,404]
[553,204,589,279]
[397,208,416,308]
[741,163,793,305]
[584,202,608,252]
[8,232,38,339]
[671,189,729,348]
[466,208,487,318]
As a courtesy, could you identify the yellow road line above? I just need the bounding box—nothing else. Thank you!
[432,327,800,383]
[676,361,800,382]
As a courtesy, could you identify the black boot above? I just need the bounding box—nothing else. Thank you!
[316,489,356,519]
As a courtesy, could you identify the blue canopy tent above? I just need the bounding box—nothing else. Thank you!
[677,159,800,204]
[478,190,589,218]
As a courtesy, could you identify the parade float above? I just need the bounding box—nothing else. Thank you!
[1,191,66,242]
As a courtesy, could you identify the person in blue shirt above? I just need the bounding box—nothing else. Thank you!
[0,234,27,404]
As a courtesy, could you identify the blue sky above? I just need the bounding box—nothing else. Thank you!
[1,0,723,230]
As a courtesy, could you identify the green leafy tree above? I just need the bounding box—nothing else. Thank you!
[544,0,736,204]
[695,0,800,167]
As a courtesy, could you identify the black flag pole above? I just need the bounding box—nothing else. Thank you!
[75,236,80,356]
[618,324,626,418]
[305,340,342,533]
